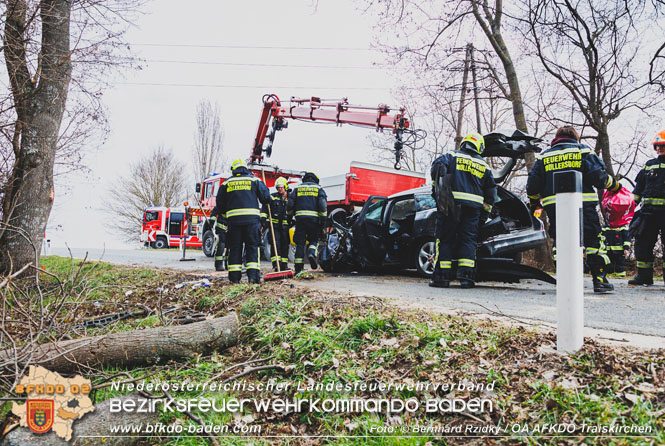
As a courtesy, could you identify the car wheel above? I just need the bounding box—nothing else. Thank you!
[154,236,167,249]
[414,239,436,277]
[202,230,215,257]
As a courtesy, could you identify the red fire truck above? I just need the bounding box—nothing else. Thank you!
[140,206,202,249]
[190,93,424,257]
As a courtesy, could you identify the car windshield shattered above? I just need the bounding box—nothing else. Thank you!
[318,129,556,284]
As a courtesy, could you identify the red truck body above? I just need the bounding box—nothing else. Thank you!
[140,207,202,249]
[321,161,427,212]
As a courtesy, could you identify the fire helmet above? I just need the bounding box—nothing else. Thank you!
[654,130,665,147]
[461,132,486,155]
[231,158,246,171]
[275,176,288,190]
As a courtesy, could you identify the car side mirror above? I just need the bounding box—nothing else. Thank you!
[195,183,201,193]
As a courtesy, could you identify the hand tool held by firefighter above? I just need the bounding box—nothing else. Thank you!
[261,169,294,281]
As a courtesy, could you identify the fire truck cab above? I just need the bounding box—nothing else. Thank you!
[194,166,303,257]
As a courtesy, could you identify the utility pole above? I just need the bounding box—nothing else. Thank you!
[454,45,472,148]
[470,43,482,134]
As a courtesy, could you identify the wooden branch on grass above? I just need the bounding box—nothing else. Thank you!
[0,313,239,374]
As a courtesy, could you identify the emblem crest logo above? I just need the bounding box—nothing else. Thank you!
[26,400,54,434]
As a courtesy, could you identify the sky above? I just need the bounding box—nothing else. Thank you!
[49,0,400,249]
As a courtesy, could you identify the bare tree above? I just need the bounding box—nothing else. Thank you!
[522,0,664,175]
[106,146,187,241]
[192,99,225,182]
[0,0,141,275]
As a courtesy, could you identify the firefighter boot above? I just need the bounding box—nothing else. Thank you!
[247,269,261,285]
[628,268,654,286]
[214,259,225,272]
[279,261,288,272]
[591,265,614,293]
[429,268,450,288]
[308,244,318,270]
[294,263,304,275]
[459,279,475,289]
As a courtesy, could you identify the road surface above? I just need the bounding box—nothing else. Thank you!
[49,247,664,341]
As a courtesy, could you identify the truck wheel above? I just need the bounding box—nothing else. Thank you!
[414,239,436,277]
[154,236,168,249]
[202,230,215,257]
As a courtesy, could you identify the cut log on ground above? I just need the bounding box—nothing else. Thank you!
[2,393,156,446]
[1,313,239,374]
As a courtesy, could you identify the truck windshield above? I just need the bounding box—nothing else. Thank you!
[145,211,159,222]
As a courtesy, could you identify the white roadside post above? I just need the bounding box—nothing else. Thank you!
[554,170,584,353]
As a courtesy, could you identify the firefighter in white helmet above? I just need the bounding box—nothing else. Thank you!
[260,176,291,271]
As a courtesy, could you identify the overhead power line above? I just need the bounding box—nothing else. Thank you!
[115,82,393,90]
[144,59,381,70]
[131,43,373,51]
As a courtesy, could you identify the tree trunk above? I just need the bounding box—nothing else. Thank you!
[595,124,614,176]
[2,393,157,446]
[1,313,239,374]
[0,0,73,275]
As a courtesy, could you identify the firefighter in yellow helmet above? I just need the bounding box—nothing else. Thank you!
[260,176,291,271]
[216,158,271,283]
[629,130,665,286]
[429,133,496,288]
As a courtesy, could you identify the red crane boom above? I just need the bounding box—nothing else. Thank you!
[251,94,410,168]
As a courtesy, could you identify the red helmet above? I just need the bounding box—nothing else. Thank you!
[654,130,665,146]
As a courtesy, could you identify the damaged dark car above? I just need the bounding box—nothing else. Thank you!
[319,130,556,284]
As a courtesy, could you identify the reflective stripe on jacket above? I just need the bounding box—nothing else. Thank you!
[287,182,328,221]
[216,167,271,225]
[430,149,496,209]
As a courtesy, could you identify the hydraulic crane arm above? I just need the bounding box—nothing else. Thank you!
[251,94,411,168]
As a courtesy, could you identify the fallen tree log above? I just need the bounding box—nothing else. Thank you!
[2,393,156,446]
[1,313,239,374]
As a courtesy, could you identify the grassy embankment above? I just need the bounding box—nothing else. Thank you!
[0,255,662,445]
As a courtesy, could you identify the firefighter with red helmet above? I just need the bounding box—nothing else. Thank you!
[429,132,496,289]
[288,172,327,274]
[527,126,620,293]
[216,158,271,283]
[628,130,665,286]
[260,176,291,272]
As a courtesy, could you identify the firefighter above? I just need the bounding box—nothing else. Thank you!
[628,130,665,286]
[527,126,620,293]
[429,132,496,289]
[209,206,227,271]
[260,176,291,271]
[216,158,271,283]
[288,172,327,274]
[601,225,630,277]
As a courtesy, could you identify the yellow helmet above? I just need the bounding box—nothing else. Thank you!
[231,158,246,171]
[461,132,485,155]
[275,176,288,189]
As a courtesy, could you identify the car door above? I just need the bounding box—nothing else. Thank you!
[351,196,388,264]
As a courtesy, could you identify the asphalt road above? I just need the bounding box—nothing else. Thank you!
[307,273,665,339]
[49,247,665,339]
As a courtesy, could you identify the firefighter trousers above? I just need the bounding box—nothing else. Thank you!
[214,225,227,271]
[633,212,665,280]
[227,222,261,284]
[268,226,290,271]
[294,218,321,273]
[434,206,481,282]
[546,205,610,273]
